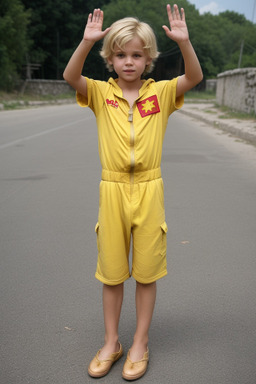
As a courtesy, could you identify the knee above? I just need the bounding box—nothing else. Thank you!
[136,281,156,288]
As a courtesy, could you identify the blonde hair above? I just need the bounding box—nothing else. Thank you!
[100,17,159,74]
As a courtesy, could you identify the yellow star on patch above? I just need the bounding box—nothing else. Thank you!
[141,99,156,113]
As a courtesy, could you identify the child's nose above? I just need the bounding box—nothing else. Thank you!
[125,56,133,64]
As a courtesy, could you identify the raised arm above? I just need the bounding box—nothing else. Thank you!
[63,9,110,97]
[162,4,203,97]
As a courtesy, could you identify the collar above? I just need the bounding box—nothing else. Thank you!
[108,77,155,100]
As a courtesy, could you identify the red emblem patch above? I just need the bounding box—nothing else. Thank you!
[106,99,119,108]
[137,95,160,117]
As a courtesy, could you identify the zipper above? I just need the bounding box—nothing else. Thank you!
[128,108,135,184]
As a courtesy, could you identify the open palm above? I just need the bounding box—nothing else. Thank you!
[162,4,189,43]
[83,8,110,42]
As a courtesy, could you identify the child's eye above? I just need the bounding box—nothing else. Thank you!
[134,54,141,58]
[116,53,124,58]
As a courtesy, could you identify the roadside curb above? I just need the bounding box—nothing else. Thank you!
[0,98,75,111]
[179,107,256,145]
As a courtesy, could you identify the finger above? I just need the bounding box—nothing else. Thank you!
[181,7,185,21]
[173,4,181,20]
[87,12,92,23]
[99,10,104,24]
[166,4,173,22]
[92,8,100,22]
[102,27,111,37]
[96,9,101,22]
[162,25,171,35]
[92,9,96,22]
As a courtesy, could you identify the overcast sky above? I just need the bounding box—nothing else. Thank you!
[189,0,256,22]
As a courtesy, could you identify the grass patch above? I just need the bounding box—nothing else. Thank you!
[0,90,75,103]
[217,105,256,120]
[185,90,216,100]
[3,101,28,110]
[0,90,76,110]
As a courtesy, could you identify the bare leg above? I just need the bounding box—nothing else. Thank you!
[98,283,124,359]
[129,281,157,361]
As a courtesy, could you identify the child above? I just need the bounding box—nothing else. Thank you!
[63,4,202,380]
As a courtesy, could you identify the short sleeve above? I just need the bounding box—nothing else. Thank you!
[155,77,184,116]
[76,77,105,115]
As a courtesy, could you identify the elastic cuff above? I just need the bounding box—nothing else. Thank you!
[95,272,131,286]
[131,270,168,284]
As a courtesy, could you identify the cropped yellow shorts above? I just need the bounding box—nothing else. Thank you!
[94,169,168,285]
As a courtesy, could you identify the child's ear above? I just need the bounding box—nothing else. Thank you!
[144,57,152,73]
[107,57,114,72]
[107,56,113,66]
[146,57,152,66]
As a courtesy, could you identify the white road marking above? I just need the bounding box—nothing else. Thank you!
[0,117,91,150]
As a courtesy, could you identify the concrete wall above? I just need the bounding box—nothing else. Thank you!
[206,79,217,92]
[216,68,256,114]
[20,79,73,96]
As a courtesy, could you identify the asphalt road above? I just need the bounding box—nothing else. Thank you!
[1,104,256,384]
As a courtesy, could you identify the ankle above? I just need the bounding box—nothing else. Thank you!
[129,340,148,362]
[133,334,148,348]
[98,339,120,360]
[104,336,119,347]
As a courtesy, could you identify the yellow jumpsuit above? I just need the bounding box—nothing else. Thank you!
[77,77,184,285]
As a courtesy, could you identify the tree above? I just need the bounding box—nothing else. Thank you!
[188,9,256,78]
[17,0,256,83]
[0,0,30,90]
[21,0,73,79]
[21,0,112,80]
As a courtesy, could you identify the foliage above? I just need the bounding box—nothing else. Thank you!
[102,0,256,80]
[0,0,30,90]
[1,0,256,89]
[20,0,112,80]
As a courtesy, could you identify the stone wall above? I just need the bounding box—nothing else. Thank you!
[206,79,217,92]
[216,68,256,114]
[20,79,73,96]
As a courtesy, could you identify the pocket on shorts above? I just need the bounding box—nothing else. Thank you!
[160,222,168,256]
[95,222,100,252]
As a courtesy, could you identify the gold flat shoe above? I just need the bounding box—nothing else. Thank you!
[88,342,123,378]
[122,348,149,381]
[88,343,124,377]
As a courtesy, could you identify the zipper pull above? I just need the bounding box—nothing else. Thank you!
[128,108,133,122]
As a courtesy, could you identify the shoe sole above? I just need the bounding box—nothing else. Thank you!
[88,367,111,378]
[88,351,123,378]
[122,366,148,381]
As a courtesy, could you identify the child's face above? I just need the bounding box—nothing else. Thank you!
[107,36,152,83]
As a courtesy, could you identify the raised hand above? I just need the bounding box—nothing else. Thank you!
[83,8,110,43]
[162,4,189,43]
